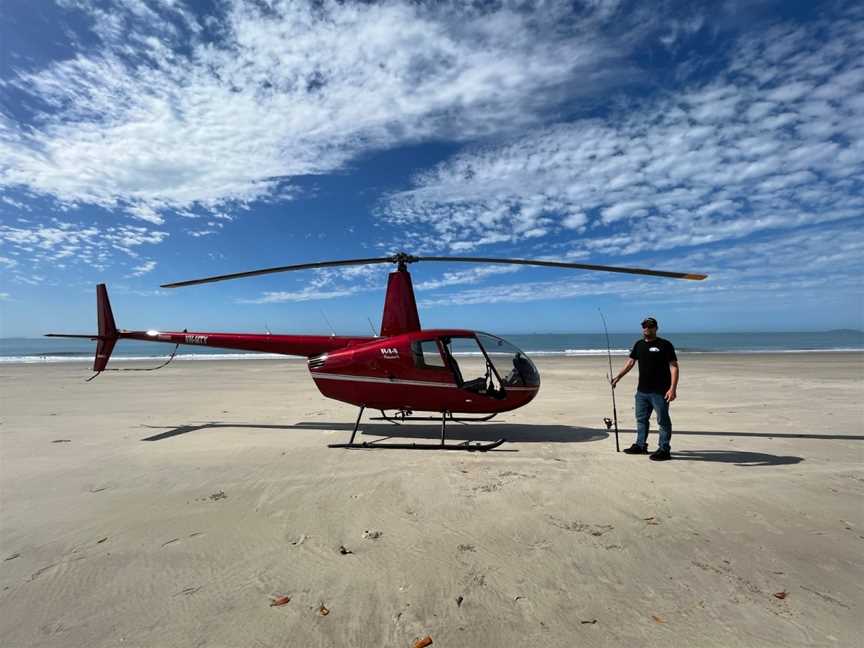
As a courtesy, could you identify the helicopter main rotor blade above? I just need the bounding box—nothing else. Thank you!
[162,251,706,288]
[160,257,396,288]
[417,256,707,280]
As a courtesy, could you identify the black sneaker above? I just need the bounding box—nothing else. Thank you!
[649,449,671,461]
[623,444,648,454]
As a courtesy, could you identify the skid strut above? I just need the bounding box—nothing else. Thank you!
[370,410,498,424]
[328,408,505,452]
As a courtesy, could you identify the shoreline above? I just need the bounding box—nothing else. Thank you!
[1,348,862,365]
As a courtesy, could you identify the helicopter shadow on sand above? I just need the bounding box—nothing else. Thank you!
[140,421,609,445]
[139,423,838,465]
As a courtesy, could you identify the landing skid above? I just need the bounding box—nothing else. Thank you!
[370,410,498,424]
[327,407,506,452]
[328,439,506,452]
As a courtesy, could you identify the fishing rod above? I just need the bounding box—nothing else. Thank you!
[599,309,620,452]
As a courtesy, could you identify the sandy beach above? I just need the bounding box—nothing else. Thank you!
[1,353,862,647]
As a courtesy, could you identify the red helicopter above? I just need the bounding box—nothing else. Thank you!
[48,252,706,451]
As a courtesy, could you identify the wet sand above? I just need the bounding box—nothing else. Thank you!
[1,353,862,647]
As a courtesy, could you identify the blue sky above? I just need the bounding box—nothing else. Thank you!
[1,0,862,337]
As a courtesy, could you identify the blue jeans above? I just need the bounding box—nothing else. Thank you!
[635,390,672,451]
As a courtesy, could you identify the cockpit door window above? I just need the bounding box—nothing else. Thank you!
[411,339,446,369]
[475,332,541,387]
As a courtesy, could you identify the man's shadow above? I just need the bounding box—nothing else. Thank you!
[671,450,802,466]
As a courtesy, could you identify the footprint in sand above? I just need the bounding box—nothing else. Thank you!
[547,515,614,537]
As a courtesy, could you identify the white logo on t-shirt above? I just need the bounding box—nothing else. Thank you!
[649,347,660,352]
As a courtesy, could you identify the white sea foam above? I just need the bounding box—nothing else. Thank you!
[0,348,860,365]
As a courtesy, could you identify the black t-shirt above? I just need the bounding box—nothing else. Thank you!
[629,337,677,394]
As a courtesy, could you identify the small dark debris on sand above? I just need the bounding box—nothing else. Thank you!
[51,439,71,443]
[652,615,666,623]
[339,545,353,555]
[318,604,330,616]
[773,591,787,600]
[457,544,475,552]
[581,619,598,624]
[363,530,382,540]
[413,636,433,648]
[161,538,179,547]
[89,487,107,493]
[209,490,227,501]
[456,595,464,607]
[4,553,20,561]
[96,537,108,544]
[270,595,291,607]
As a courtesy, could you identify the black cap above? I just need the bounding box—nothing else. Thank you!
[641,317,658,328]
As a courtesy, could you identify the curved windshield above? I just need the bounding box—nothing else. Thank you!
[475,333,540,387]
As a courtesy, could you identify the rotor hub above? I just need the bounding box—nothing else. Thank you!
[391,251,419,271]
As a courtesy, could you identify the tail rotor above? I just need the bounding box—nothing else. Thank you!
[46,283,120,372]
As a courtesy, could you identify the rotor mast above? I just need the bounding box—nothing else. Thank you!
[381,252,421,337]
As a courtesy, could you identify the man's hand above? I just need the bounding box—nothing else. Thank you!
[611,376,620,389]
[665,388,677,402]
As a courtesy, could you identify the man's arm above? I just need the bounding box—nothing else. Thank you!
[610,358,636,388]
[666,361,679,402]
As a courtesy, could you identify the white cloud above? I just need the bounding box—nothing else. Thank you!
[237,262,392,303]
[415,221,864,308]
[414,265,519,291]
[239,286,360,304]
[0,0,653,222]
[381,9,864,256]
[0,220,168,280]
[127,259,156,277]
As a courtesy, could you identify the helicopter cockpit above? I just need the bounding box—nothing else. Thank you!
[412,332,539,397]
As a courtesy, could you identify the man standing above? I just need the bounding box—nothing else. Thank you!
[610,317,679,461]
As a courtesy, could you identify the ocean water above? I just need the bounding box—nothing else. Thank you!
[1,331,861,364]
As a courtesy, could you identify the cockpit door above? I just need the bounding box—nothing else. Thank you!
[475,332,540,387]
[438,336,505,398]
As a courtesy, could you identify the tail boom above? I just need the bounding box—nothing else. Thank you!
[119,330,374,358]
[46,284,376,369]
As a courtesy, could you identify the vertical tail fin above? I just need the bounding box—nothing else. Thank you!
[94,284,118,372]
[380,269,421,337]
